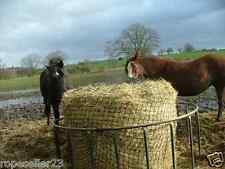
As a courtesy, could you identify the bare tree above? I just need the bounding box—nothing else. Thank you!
[177,48,183,53]
[21,54,41,69]
[0,58,3,73]
[20,54,41,75]
[184,43,195,52]
[44,50,67,65]
[0,58,2,69]
[158,49,166,56]
[166,47,173,54]
[105,23,160,58]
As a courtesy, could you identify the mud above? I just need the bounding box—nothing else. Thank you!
[0,89,40,101]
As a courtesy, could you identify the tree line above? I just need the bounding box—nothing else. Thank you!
[105,23,198,58]
[1,23,222,79]
[20,50,67,71]
[0,50,67,79]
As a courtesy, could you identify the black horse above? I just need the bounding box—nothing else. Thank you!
[40,59,64,125]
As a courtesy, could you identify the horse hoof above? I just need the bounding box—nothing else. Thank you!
[216,117,223,122]
[54,119,59,125]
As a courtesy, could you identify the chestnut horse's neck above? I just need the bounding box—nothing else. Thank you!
[139,57,175,79]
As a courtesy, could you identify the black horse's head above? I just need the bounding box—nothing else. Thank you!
[49,57,64,69]
[46,59,64,80]
[46,65,64,80]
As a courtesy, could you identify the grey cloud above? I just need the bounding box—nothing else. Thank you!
[0,0,225,66]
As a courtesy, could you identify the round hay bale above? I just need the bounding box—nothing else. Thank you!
[63,80,177,169]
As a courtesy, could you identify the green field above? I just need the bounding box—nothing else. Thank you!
[167,50,225,60]
[67,68,127,87]
[0,50,225,92]
[0,76,39,92]
[0,68,128,92]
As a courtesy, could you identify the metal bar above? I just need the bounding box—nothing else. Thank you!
[188,117,195,169]
[169,123,176,169]
[67,132,76,169]
[52,104,199,169]
[186,105,190,143]
[88,131,96,169]
[53,126,61,158]
[52,104,198,132]
[143,128,150,169]
[195,112,201,156]
[186,104,189,115]
[112,132,120,169]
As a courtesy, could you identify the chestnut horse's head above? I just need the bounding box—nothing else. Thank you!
[125,51,146,79]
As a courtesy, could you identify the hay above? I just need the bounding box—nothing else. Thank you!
[63,79,177,169]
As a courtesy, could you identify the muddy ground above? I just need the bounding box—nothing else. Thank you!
[0,87,224,169]
[0,89,40,101]
[0,105,225,169]
[0,89,43,122]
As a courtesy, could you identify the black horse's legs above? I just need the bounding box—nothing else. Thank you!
[52,102,60,125]
[45,104,51,125]
[44,98,51,125]
[215,86,224,121]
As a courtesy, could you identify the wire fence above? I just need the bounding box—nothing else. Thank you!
[53,103,200,169]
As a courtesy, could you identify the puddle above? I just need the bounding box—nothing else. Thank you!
[0,89,40,101]
[0,89,39,95]
[0,96,42,109]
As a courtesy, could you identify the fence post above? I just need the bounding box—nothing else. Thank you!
[143,128,150,169]
[53,126,61,158]
[112,131,120,169]
[170,123,176,169]
[195,112,201,156]
[188,117,195,169]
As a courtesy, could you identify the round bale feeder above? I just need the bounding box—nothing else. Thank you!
[53,80,200,169]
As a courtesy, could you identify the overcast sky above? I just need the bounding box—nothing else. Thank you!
[0,0,225,66]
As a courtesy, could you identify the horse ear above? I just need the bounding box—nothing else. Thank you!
[134,50,139,60]
[45,65,50,70]
[58,60,64,68]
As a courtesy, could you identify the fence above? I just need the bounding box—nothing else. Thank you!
[53,103,200,169]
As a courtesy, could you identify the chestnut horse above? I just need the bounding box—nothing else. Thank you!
[125,53,225,121]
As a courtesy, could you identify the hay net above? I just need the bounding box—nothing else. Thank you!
[63,79,177,169]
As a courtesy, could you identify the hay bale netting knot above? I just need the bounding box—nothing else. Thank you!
[63,79,177,169]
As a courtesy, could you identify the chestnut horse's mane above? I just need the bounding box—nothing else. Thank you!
[127,52,223,65]
[125,51,225,121]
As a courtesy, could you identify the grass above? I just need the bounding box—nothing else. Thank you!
[0,75,39,92]
[66,58,126,74]
[67,68,128,88]
[0,68,128,92]
[0,50,225,92]
[167,50,225,60]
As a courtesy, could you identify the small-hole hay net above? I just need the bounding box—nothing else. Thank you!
[63,79,177,169]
